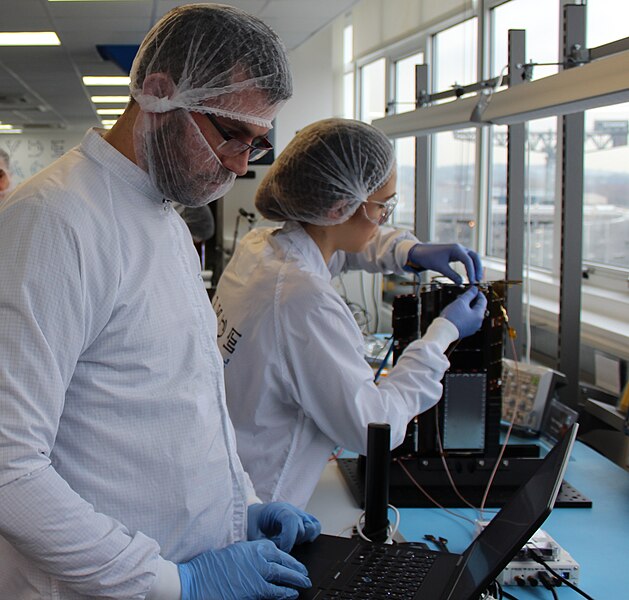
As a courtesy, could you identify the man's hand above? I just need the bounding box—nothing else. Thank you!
[178,539,311,600]
[248,502,321,552]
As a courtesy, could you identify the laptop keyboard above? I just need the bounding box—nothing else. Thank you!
[318,543,437,600]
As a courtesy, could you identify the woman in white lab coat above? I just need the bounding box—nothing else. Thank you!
[213,118,487,508]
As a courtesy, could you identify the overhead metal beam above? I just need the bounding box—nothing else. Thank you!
[374,47,629,138]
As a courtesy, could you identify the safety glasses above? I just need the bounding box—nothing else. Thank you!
[362,192,398,226]
[205,113,273,163]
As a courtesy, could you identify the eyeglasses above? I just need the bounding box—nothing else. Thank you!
[362,193,398,225]
[205,113,273,163]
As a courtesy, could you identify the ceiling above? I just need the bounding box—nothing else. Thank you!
[0,0,356,132]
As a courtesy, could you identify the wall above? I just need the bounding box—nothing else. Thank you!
[352,0,473,59]
[275,22,338,152]
[0,130,85,189]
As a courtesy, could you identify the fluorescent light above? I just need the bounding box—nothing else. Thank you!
[374,48,629,137]
[483,49,629,125]
[83,76,130,86]
[91,96,130,104]
[100,119,117,125]
[0,129,22,134]
[0,124,18,130]
[0,32,60,46]
[374,96,479,138]
[97,108,125,115]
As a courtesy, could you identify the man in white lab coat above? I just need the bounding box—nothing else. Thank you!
[0,5,319,599]
[214,118,487,509]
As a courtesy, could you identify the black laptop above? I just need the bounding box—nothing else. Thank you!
[293,423,578,600]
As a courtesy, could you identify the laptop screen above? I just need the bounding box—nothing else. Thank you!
[443,423,577,600]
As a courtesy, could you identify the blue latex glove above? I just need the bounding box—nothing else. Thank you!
[178,539,311,600]
[248,502,321,552]
[440,286,488,339]
[404,243,483,285]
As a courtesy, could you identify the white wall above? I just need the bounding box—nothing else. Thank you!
[352,0,473,59]
[275,23,338,153]
[0,130,85,189]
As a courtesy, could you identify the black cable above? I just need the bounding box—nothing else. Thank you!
[538,571,559,600]
[530,552,596,600]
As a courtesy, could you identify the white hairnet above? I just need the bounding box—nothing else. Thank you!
[130,3,292,126]
[255,118,395,225]
[129,3,292,206]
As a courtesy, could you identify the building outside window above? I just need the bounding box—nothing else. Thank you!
[488,0,559,267]
[583,0,629,271]
[392,52,424,230]
[432,18,478,246]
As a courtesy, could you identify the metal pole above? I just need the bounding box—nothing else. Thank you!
[415,64,431,243]
[505,30,526,358]
[557,4,586,409]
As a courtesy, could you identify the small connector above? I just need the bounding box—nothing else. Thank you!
[526,575,539,587]
[539,571,556,589]
[514,576,526,587]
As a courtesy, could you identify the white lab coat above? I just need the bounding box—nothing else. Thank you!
[0,129,256,599]
[214,221,458,509]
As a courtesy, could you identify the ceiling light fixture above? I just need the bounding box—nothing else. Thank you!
[96,108,125,115]
[83,76,130,86]
[91,96,130,104]
[0,32,60,46]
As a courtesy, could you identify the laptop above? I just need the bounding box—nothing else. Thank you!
[292,423,578,600]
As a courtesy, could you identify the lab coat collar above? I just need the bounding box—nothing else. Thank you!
[80,128,164,204]
[279,221,332,282]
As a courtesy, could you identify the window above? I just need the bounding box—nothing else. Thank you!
[583,1,629,271]
[491,0,559,81]
[343,73,355,119]
[343,23,353,65]
[432,19,478,245]
[393,137,415,230]
[337,0,628,362]
[343,24,355,118]
[433,18,477,99]
[432,129,477,246]
[587,0,629,47]
[525,117,558,270]
[390,53,424,230]
[394,52,424,115]
[488,0,560,265]
[487,124,507,259]
[360,58,386,123]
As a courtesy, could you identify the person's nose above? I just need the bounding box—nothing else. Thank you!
[220,152,250,177]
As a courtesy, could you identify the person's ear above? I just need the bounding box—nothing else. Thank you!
[327,200,352,223]
[141,72,177,99]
